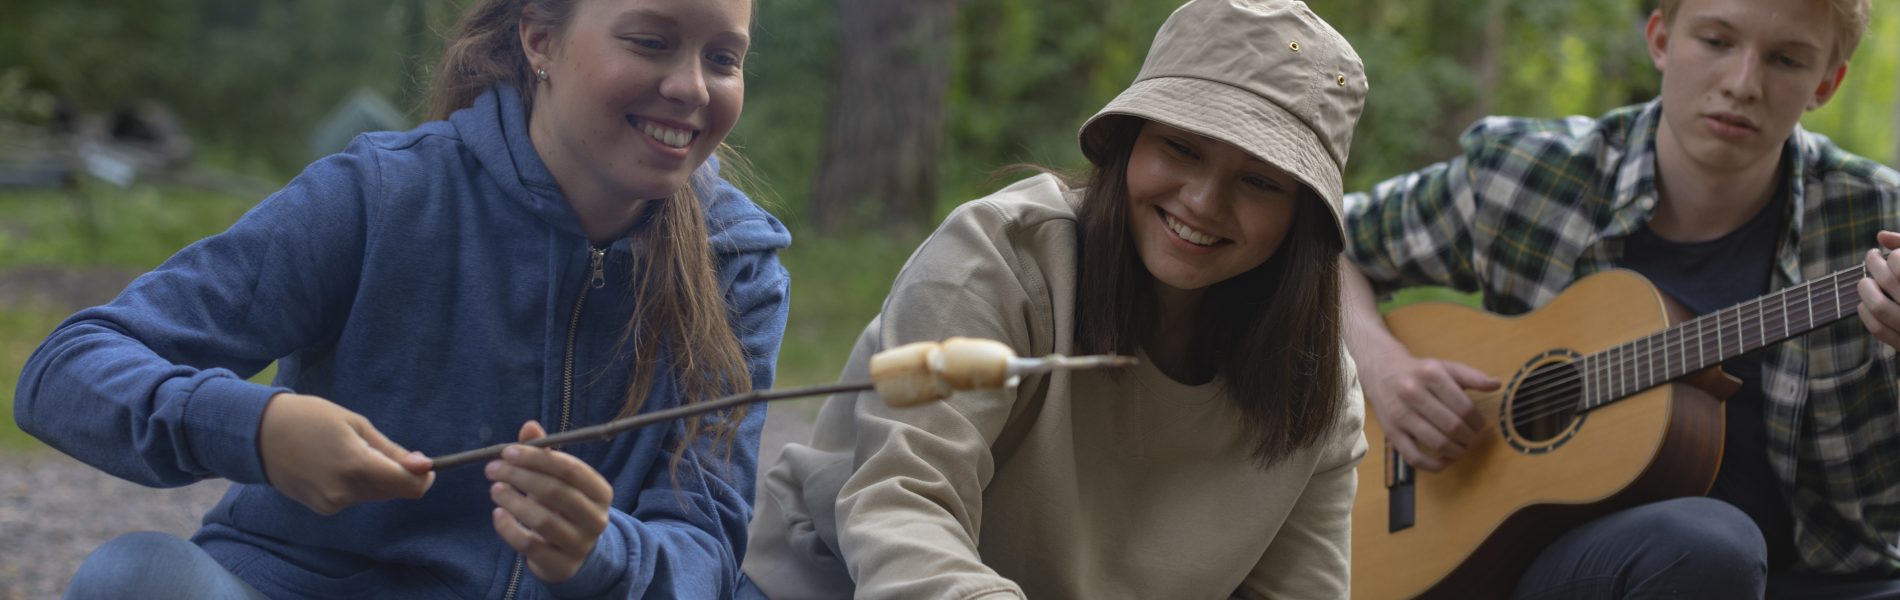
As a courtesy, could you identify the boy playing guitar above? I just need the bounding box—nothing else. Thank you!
[1341,0,1900,597]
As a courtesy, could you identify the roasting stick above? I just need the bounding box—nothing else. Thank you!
[430,337,1137,471]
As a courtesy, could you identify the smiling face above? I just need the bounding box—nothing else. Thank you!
[1124,121,1301,297]
[1647,0,1845,175]
[523,0,750,206]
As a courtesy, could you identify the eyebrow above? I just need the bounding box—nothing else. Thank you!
[1685,16,1823,54]
[610,7,751,46]
[612,8,678,28]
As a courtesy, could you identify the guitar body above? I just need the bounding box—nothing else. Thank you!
[1351,270,1735,600]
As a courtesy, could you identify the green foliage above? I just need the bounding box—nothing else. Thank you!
[941,0,1179,207]
[725,0,836,218]
[2,0,453,177]
[0,67,57,124]
[1319,0,1899,187]
[0,184,261,269]
[1805,10,1900,166]
[775,232,918,388]
[1316,0,1660,190]
[6,0,1892,200]
[1384,286,1481,311]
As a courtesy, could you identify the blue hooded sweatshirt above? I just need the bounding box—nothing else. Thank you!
[15,85,791,599]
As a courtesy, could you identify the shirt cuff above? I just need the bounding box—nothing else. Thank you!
[543,519,631,599]
[177,374,284,485]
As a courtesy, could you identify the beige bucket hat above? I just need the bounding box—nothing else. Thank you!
[1080,0,1367,240]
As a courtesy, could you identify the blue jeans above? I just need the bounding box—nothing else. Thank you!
[1514,497,1900,600]
[64,531,266,600]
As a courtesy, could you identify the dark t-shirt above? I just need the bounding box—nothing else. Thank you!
[1617,190,1797,571]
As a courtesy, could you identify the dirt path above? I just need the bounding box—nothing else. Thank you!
[0,452,230,600]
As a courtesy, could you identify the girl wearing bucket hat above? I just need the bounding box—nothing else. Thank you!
[740,1,1368,597]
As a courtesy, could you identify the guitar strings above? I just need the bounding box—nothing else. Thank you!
[1506,266,1853,408]
[1506,275,1805,412]
[1481,270,1855,425]
[1503,279,1796,411]
[1504,273,1854,426]
[1495,271,1861,428]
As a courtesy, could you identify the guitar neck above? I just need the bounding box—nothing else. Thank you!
[1578,264,1867,410]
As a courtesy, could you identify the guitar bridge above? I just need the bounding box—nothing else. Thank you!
[1386,444,1415,532]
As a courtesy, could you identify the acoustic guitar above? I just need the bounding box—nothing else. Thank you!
[1350,265,1874,599]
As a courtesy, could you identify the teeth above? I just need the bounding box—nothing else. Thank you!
[1165,213,1219,246]
[637,119,694,148]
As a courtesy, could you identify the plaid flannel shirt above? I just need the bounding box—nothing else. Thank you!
[1343,99,1900,575]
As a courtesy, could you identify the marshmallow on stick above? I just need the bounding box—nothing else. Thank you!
[870,337,1136,407]
[430,337,1135,471]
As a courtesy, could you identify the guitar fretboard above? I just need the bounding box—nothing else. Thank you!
[1579,264,1867,409]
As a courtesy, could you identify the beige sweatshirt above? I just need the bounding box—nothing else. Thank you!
[744,174,1366,599]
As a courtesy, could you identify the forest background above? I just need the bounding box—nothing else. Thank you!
[0,0,1897,453]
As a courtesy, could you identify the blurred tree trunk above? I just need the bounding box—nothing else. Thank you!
[1443,0,1503,144]
[808,0,955,235]
[1471,0,1503,120]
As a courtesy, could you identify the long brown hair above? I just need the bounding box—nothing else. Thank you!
[426,0,755,459]
[1071,116,1346,468]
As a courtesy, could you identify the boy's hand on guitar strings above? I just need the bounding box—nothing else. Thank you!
[1364,354,1499,471]
[1856,231,1900,351]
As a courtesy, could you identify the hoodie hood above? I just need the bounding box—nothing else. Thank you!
[449,85,790,256]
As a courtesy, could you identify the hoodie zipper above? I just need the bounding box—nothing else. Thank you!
[563,246,607,433]
[503,245,607,600]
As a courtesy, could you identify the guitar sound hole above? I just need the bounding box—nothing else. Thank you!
[1508,361,1583,443]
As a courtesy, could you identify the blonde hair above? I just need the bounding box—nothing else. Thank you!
[1658,0,1871,66]
[428,0,756,465]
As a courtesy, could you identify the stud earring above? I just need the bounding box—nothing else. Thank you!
[536,68,549,82]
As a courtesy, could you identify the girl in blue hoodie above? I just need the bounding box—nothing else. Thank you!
[15,0,789,598]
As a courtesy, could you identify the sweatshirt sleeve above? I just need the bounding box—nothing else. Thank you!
[1235,354,1368,599]
[826,200,1062,600]
[542,178,791,599]
[14,140,376,487]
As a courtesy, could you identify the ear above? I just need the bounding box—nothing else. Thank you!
[518,7,556,77]
[1806,63,1849,111]
[1643,10,1670,73]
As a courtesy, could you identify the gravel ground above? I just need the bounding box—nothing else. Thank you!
[0,452,230,600]
[0,401,817,598]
